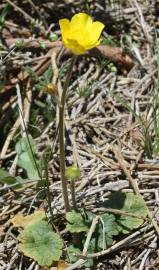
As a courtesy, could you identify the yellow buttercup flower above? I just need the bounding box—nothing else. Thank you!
[59,13,105,55]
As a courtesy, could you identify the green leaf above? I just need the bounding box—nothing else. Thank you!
[67,242,94,267]
[43,66,53,84]
[97,214,119,249]
[35,66,52,92]
[83,238,96,267]
[80,211,97,229]
[67,245,80,263]
[15,137,40,180]
[11,210,46,228]
[25,66,38,81]
[101,36,118,47]
[103,192,148,234]
[0,168,22,189]
[66,211,88,233]
[18,220,63,266]
[100,213,120,236]
[59,63,70,79]
[97,231,113,249]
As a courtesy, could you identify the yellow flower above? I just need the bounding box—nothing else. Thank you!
[59,13,105,55]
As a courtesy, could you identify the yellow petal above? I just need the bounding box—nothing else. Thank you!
[59,13,105,55]
[59,19,70,37]
[66,39,86,54]
[90,21,105,43]
[70,13,92,30]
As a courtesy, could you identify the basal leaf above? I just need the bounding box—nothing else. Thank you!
[97,214,119,249]
[67,244,94,268]
[97,232,113,250]
[67,245,81,263]
[11,210,45,228]
[66,211,88,233]
[103,192,148,234]
[18,220,63,266]
[100,213,120,236]
[83,238,96,267]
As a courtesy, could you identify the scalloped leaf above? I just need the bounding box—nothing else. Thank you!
[67,245,81,263]
[97,213,119,249]
[67,244,94,268]
[11,210,45,228]
[66,211,88,233]
[100,213,120,236]
[18,220,63,266]
[103,192,148,234]
[97,231,113,249]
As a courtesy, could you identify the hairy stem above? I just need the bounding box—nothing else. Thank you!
[70,180,77,211]
[59,55,77,212]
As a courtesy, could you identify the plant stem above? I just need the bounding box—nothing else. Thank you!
[59,55,77,212]
[70,180,77,211]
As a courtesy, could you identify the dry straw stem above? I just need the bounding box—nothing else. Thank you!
[5,39,135,71]
[59,55,77,212]
[26,0,48,30]
[5,0,33,21]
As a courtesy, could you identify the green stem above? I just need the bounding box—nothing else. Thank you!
[70,180,77,211]
[59,55,77,212]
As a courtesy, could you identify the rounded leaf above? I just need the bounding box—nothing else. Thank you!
[18,220,63,266]
[66,211,88,233]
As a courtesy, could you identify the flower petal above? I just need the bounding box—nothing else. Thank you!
[66,39,86,55]
[59,19,70,37]
[59,13,105,55]
[70,13,92,30]
[90,21,105,43]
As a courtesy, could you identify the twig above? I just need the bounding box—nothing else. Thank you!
[0,118,20,159]
[5,0,33,22]
[139,236,157,270]
[131,0,152,43]
[112,144,140,195]
[26,0,48,30]
[5,39,135,71]
[16,82,25,136]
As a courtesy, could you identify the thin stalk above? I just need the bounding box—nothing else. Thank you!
[70,180,77,211]
[59,55,77,212]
